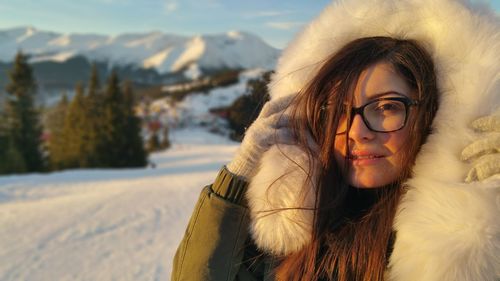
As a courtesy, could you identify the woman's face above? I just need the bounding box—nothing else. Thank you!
[334,62,414,188]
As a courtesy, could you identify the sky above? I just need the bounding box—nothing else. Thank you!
[0,0,498,49]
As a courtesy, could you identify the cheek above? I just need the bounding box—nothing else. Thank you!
[384,127,410,155]
[333,135,347,165]
[333,130,410,188]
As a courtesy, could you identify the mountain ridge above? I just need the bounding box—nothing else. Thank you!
[0,26,280,75]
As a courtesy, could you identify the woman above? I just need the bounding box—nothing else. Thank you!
[172,0,499,280]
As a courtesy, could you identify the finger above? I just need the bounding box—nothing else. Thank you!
[465,153,500,182]
[471,114,500,132]
[461,134,500,161]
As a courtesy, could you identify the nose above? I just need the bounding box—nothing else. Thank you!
[348,114,375,142]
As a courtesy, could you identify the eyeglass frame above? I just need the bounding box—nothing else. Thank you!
[333,96,420,134]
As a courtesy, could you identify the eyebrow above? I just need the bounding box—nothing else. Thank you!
[328,91,410,107]
[366,91,408,100]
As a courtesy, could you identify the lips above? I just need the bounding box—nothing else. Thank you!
[347,151,386,160]
[348,154,385,160]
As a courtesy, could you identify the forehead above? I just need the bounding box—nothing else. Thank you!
[352,62,412,105]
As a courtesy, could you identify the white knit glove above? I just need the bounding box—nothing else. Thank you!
[461,111,500,182]
[227,95,296,178]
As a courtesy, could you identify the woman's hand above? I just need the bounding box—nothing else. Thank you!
[227,95,295,178]
[461,111,500,182]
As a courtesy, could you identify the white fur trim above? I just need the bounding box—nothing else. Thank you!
[246,0,500,279]
[388,177,500,281]
[247,145,317,255]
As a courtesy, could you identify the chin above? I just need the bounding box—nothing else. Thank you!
[348,171,394,188]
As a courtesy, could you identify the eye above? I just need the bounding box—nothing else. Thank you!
[373,100,405,113]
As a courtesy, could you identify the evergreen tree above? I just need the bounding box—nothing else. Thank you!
[101,71,147,167]
[146,132,160,153]
[4,51,44,172]
[122,81,147,167]
[83,64,106,166]
[46,92,69,170]
[61,83,88,168]
[88,64,101,98]
[0,111,26,174]
[0,134,26,174]
[100,71,122,166]
[226,71,272,141]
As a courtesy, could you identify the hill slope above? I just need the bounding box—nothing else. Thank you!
[0,128,238,281]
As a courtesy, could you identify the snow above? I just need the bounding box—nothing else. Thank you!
[179,74,248,116]
[48,35,72,47]
[183,63,202,80]
[153,68,266,128]
[0,128,240,281]
[142,47,174,69]
[15,26,36,43]
[0,26,280,74]
[194,32,280,70]
[30,51,77,63]
[0,27,272,279]
[171,36,206,72]
[227,30,243,39]
[124,32,166,49]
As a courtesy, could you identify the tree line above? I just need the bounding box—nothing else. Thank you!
[224,71,272,141]
[0,51,148,175]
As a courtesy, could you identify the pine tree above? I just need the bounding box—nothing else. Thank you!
[61,83,88,168]
[83,64,106,166]
[4,51,44,172]
[99,71,131,167]
[46,92,69,170]
[88,64,101,98]
[147,132,160,153]
[226,71,272,141]
[100,73,147,167]
[0,134,26,174]
[121,81,147,167]
[0,111,26,174]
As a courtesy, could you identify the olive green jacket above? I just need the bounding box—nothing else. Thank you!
[171,167,275,281]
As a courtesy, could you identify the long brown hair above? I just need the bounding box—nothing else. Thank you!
[275,37,439,280]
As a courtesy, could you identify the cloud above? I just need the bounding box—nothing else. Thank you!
[266,21,304,30]
[164,0,178,13]
[245,10,294,18]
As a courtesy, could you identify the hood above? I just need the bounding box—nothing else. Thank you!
[245,0,500,280]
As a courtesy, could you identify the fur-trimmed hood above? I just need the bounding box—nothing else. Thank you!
[245,0,500,280]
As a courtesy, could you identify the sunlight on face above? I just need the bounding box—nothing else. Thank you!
[334,62,414,188]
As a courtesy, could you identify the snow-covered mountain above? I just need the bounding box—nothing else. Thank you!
[0,26,280,74]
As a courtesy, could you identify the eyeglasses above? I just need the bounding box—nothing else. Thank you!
[335,97,419,134]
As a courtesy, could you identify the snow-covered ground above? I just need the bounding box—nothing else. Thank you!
[0,128,239,281]
[144,68,266,131]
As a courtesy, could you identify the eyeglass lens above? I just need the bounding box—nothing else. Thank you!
[336,99,407,134]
